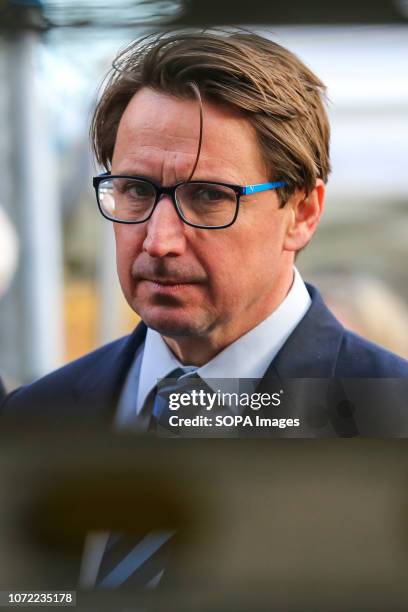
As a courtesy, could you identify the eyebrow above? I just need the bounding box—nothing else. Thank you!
[112,170,156,180]
[110,171,244,185]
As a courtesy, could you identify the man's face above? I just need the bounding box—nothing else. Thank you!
[111,88,297,357]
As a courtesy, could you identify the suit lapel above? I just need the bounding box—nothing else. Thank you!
[261,284,344,382]
[73,322,147,423]
[251,285,347,437]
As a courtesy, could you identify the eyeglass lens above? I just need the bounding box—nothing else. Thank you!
[97,178,238,227]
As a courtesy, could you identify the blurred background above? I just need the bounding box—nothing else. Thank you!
[0,0,408,389]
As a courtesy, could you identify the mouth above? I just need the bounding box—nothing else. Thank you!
[141,278,199,295]
[146,278,196,285]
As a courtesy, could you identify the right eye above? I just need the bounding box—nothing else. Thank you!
[119,181,153,199]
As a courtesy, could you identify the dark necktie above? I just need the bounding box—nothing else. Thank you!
[94,370,198,589]
[150,368,205,434]
[151,369,235,438]
[95,530,175,589]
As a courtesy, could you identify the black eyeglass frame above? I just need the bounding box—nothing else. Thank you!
[93,172,287,230]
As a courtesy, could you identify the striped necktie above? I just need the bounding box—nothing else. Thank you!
[94,370,198,589]
[150,369,235,438]
[95,530,176,589]
[150,368,204,434]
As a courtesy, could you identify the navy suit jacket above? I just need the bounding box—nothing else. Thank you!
[2,285,408,435]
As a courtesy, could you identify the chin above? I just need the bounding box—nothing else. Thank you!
[138,305,210,338]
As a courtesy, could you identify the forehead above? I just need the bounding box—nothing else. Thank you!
[111,87,267,181]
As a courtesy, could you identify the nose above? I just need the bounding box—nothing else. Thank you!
[142,195,187,258]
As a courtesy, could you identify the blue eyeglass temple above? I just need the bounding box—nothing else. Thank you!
[240,181,287,196]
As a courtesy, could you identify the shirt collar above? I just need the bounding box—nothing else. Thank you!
[137,267,311,408]
[136,328,196,411]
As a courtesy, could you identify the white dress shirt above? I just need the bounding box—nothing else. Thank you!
[116,268,311,427]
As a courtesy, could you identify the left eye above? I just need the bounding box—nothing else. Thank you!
[195,188,225,202]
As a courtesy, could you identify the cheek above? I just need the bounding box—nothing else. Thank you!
[114,226,144,282]
[218,224,282,290]
[203,238,248,300]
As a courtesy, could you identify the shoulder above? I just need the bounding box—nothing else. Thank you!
[282,283,408,378]
[336,329,408,377]
[1,325,146,421]
[4,336,127,398]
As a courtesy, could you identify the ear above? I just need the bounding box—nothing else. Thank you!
[283,179,325,252]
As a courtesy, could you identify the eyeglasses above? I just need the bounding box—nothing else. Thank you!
[93,173,287,229]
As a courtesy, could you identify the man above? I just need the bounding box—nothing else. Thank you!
[2,31,408,436]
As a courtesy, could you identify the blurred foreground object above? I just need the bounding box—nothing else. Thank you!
[0,206,18,300]
[1,430,408,610]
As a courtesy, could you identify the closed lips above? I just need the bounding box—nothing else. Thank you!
[145,278,198,284]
